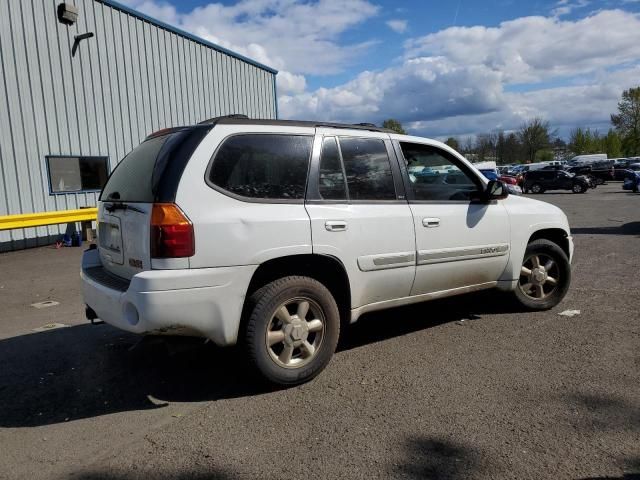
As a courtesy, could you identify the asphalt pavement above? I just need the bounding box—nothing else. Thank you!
[0,183,638,480]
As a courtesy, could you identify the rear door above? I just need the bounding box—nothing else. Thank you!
[305,129,416,308]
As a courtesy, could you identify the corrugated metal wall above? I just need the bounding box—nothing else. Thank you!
[0,0,277,250]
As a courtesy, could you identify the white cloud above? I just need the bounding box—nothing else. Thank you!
[386,19,408,34]
[120,1,640,138]
[551,0,589,17]
[280,9,640,138]
[405,66,640,138]
[122,0,379,76]
[279,56,505,125]
[404,10,640,84]
[276,71,307,95]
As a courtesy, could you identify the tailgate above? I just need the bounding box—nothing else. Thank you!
[98,203,153,280]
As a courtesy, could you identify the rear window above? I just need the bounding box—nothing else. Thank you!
[208,134,313,200]
[100,126,211,203]
[101,135,168,202]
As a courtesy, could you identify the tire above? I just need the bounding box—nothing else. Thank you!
[245,276,340,386]
[572,183,585,194]
[595,177,604,185]
[513,239,571,311]
[530,183,544,194]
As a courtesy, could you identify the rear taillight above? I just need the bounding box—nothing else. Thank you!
[150,203,195,258]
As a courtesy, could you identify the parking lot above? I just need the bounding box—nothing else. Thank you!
[0,183,638,480]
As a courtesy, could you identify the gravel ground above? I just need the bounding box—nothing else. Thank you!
[0,183,638,480]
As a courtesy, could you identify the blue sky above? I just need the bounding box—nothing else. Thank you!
[122,0,640,139]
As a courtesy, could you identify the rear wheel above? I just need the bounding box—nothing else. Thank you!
[513,239,571,310]
[245,276,340,386]
[530,183,544,194]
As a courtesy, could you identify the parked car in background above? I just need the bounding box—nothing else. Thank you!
[613,159,633,180]
[622,170,640,192]
[478,168,523,195]
[524,169,590,194]
[568,154,607,165]
[81,117,574,385]
[566,162,613,185]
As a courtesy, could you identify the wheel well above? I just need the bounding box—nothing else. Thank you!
[528,229,570,258]
[244,254,351,325]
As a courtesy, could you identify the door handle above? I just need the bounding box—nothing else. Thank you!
[422,217,440,228]
[325,220,347,232]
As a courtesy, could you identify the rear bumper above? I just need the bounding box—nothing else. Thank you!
[81,249,256,346]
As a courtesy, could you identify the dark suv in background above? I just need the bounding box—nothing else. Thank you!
[566,162,614,185]
[524,169,590,194]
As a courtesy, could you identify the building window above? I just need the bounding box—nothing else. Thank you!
[46,156,109,194]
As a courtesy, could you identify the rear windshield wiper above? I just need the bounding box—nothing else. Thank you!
[104,202,146,214]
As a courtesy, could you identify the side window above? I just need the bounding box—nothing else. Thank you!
[318,137,347,200]
[338,137,396,200]
[400,142,481,201]
[209,134,312,200]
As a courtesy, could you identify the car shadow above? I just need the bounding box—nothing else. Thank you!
[339,290,519,351]
[571,222,640,236]
[0,290,522,428]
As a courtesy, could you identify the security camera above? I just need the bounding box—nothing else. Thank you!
[57,3,78,26]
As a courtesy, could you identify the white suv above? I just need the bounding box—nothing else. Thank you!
[82,117,573,385]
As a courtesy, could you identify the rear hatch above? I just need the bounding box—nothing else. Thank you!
[97,126,211,280]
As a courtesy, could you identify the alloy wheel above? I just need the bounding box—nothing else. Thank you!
[265,297,325,369]
[518,253,560,300]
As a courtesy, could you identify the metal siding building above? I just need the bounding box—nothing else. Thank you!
[0,0,277,251]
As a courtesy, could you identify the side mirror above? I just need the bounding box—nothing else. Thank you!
[486,180,508,201]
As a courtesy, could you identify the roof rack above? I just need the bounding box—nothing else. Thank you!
[198,114,249,125]
[194,116,395,133]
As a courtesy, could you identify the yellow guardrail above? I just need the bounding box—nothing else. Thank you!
[0,208,98,231]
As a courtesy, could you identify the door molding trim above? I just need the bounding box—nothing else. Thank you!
[417,243,509,265]
[357,251,416,272]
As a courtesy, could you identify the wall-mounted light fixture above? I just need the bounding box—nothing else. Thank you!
[72,32,94,57]
[57,3,78,25]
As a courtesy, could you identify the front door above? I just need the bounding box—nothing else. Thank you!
[395,141,510,295]
[305,130,416,309]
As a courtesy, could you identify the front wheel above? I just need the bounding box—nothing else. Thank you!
[530,183,544,194]
[572,183,586,193]
[245,276,340,386]
[513,239,571,310]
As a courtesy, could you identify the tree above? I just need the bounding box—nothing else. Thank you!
[382,119,406,134]
[569,127,588,155]
[444,137,460,151]
[602,129,622,158]
[475,133,497,161]
[611,86,640,156]
[518,118,553,163]
[502,132,521,164]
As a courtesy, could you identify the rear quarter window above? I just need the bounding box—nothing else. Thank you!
[208,134,313,201]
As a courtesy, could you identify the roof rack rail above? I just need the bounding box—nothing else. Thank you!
[353,123,378,128]
[198,114,249,125]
